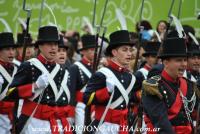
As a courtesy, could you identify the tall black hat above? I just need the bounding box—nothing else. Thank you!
[187,43,200,57]
[158,38,187,59]
[142,41,161,57]
[0,32,17,49]
[16,32,33,47]
[79,34,96,51]
[35,26,59,45]
[105,30,134,56]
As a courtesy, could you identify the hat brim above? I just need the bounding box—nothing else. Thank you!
[35,40,60,46]
[158,54,187,59]
[15,43,35,47]
[0,44,18,49]
[105,42,134,56]
[78,45,97,51]
[187,52,200,57]
[59,45,69,49]
[142,52,158,57]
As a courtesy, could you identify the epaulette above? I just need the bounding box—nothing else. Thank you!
[142,75,163,99]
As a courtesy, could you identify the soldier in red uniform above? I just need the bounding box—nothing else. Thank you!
[142,37,200,134]
[7,26,75,134]
[83,30,136,134]
[0,32,18,134]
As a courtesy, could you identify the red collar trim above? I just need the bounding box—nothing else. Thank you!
[107,59,128,72]
[143,64,152,71]
[81,57,92,67]
[37,54,55,65]
[161,70,178,83]
[0,60,13,67]
[17,56,22,62]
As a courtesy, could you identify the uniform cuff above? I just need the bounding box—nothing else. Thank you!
[95,87,110,102]
[18,84,33,98]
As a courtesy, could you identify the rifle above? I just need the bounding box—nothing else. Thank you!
[84,1,109,134]
[12,1,31,133]
[132,0,145,73]
[92,0,109,72]
[131,1,145,134]
[21,0,31,62]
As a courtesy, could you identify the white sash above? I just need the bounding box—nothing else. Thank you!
[12,59,21,66]
[0,65,17,100]
[74,61,92,78]
[55,70,71,102]
[28,58,60,101]
[74,61,92,92]
[98,67,135,108]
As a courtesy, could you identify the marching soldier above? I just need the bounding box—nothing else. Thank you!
[13,32,34,66]
[132,41,160,133]
[83,30,136,134]
[68,34,96,134]
[142,37,200,134]
[183,42,200,82]
[0,32,18,134]
[13,32,35,121]
[7,26,74,134]
[134,41,160,101]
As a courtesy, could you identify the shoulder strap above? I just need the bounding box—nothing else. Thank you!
[0,65,17,100]
[110,73,135,109]
[28,58,60,100]
[55,70,71,102]
[12,59,21,66]
[74,61,92,78]
[98,67,133,106]
[0,64,12,82]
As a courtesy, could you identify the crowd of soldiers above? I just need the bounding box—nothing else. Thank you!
[0,15,200,134]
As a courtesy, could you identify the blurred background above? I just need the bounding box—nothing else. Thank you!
[0,0,199,39]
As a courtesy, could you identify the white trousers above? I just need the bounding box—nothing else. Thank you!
[75,102,86,134]
[0,114,12,134]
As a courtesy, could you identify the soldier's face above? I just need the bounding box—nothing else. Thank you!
[56,47,67,64]
[39,42,58,61]
[145,55,157,67]
[17,46,35,60]
[163,57,187,79]
[112,45,133,67]
[187,56,200,72]
[81,48,95,62]
[0,47,15,63]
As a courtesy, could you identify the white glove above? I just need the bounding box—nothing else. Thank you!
[35,74,49,89]
[106,78,115,93]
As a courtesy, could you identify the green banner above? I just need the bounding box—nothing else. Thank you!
[0,0,199,39]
